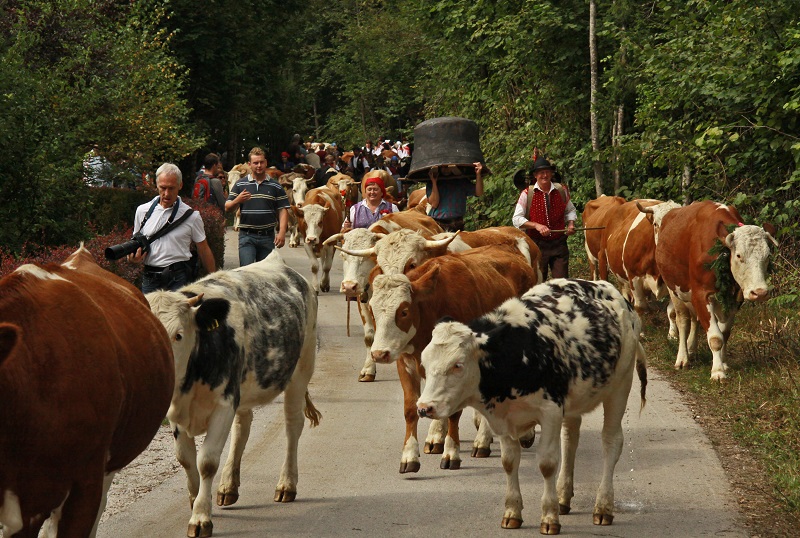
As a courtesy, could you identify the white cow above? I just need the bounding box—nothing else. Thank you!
[146,252,320,537]
[418,279,647,535]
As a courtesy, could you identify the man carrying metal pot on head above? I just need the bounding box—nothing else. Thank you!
[427,162,484,232]
[122,163,216,293]
[512,156,577,279]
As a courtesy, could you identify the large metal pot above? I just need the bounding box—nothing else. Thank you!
[407,116,491,181]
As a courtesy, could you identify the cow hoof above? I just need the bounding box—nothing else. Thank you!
[274,488,297,502]
[424,442,444,454]
[440,457,461,470]
[471,447,491,458]
[187,521,213,537]
[358,373,375,382]
[321,285,330,293]
[558,504,570,515]
[399,461,420,474]
[216,491,239,506]
[540,521,561,535]
[593,512,613,526]
[501,517,522,529]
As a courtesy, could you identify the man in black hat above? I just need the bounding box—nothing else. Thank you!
[512,156,577,279]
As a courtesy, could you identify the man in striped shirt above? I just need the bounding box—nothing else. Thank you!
[226,147,290,266]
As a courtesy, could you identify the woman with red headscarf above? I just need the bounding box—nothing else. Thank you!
[342,175,398,230]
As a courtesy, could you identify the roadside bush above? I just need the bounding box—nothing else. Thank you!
[0,199,226,284]
[183,199,226,275]
[88,187,156,233]
[0,226,142,285]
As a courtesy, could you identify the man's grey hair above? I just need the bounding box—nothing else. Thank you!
[156,163,182,185]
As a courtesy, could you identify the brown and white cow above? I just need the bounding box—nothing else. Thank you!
[406,186,428,211]
[326,172,361,210]
[430,227,543,281]
[648,200,777,380]
[417,279,647,534]
[279,172,314,248]
[147,251,320,537]
[601,200,676,311]
[368,244,539,473]
[293,185,345,293]
[582,195,625,280]
[323,211,444,383]
[227,164,251,231]
[0,246,173,537]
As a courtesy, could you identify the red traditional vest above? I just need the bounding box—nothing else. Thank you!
[526,184,568,241]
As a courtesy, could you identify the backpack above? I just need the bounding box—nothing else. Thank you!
[193,177,211,202]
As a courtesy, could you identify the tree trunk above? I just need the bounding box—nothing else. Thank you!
[682,162,692,205]
[313,99,320,139]
[613,104,623,194]
[589,0,603,197]
[360,96,367,141]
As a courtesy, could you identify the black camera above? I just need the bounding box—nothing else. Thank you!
[105,232,150,260]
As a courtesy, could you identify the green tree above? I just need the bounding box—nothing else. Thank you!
[0,0,202,252]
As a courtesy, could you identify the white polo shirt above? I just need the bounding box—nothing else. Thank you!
[133,197,206,267]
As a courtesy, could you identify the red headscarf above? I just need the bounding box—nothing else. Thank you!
[364,176,386,198]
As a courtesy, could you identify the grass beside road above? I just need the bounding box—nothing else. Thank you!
[566,234,800,536]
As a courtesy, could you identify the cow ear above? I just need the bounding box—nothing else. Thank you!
[723,233,734,249]
[480,325,507,351]
[195,298,230,332]
[411,264,440,300]
[0,323,20,367]
[762,222,779,246]
[716,221,735,248]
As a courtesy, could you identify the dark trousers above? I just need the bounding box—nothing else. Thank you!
[535,237,570,280]
[141,263,191,294]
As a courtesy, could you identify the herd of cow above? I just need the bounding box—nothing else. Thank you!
[0,178,778,536]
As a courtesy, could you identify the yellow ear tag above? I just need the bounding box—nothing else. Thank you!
[206,319,220,332]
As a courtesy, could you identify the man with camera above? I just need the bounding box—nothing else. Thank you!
[125,163,216,293]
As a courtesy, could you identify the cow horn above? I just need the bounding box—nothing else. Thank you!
[424,231,459,250]
[323,233,345,245]
[335,245,376,257]
[187,293,204,306]
[636,201,654,214]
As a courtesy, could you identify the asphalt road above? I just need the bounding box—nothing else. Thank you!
[97,228,747,537]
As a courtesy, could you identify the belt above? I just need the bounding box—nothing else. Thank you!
[144,261,189,273]
[241,228,274,236]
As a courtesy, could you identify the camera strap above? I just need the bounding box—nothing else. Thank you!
[141,197,181,228]
[138,197,194,245]
[147,205,194,244]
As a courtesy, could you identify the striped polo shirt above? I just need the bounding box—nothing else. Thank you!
[229,175,290,231]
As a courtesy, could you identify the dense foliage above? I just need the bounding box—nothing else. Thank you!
[4,0,797,257]
[0,0,201,253]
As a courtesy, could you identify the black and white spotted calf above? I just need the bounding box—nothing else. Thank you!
[147,251,321,538]
[417,279,647,535]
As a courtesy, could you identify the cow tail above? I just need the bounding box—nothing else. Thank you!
[304,391,322,427]
[636,341,648,415]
